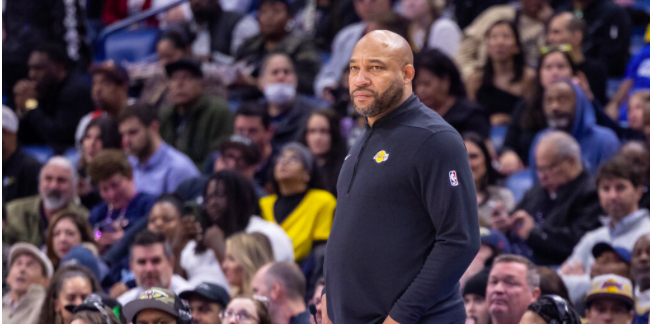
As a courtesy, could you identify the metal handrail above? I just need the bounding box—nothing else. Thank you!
[98,0,188,41]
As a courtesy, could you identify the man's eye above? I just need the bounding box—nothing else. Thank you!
[372,66,382,70]
[350,66,359,71]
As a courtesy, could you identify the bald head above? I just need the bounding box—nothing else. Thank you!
[535,131,583,192]
[349,30,415,124]
[354,30,413,66]
[548,12,585,48]
[631,234,650,291]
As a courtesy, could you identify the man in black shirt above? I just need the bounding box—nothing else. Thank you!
[15,44,93,152]
[323,31,480,324]
[558,0,631,77]
[547,12,609,104]
[2,107,41,204]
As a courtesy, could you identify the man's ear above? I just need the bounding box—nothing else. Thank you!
[531,287,542,300]
[271,283,281,300]
[635,185,645,202]
[572,31,583,48]
[150,120,160,134]
[403,64,415,84]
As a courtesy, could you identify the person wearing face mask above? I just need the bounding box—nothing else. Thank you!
[258,53,317,150]
[528,79,620,176]
[3,156,88,247]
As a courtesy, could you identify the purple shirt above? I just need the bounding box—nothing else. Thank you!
[129,143,200,196]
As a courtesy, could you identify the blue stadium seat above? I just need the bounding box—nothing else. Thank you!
[490,125,508,153]
[101,28,161,63]
[63,147,80,167]
[505,169,534,203]
[22,145,55,164]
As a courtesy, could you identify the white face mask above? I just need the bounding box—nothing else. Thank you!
[264,83,296,105]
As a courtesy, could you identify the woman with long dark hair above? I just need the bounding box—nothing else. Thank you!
[302,109,347,196]
[463,132,515,228]
[38,265,102,324]
[415,49,490,139]
[77,116,121,209]
[176,171,293,287]
[46,211,98,269]
[260,143,336,261]
[466,20,536,126]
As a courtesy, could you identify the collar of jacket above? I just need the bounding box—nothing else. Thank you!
[364,94,419,130]
[173,93,210,119]
[553,169,590,198]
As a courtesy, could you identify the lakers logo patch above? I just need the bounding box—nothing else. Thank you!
[373,151,389,163]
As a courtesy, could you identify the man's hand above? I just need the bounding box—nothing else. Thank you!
[511,210,535,240]
[383,316,400,324]
[13,79,37,115]
[173,216,201,250]
[559,259,585,276]
[605,102,620,122]
[109,282,129,298]
[97,221,125,254]
[321,294,333,324]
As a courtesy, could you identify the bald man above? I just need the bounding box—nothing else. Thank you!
[323,31,480,324]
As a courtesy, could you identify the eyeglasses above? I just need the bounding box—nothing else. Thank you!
[537,157,570,174]
[540,44,573,55]
[219,310,259,322]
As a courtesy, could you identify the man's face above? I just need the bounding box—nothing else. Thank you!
[169,70,203,105]
[135,309,178,324]
[234,116,270,151]
[258,1,290,38]
[98,174,135,210]
[148,202,181,242]
[28,52,61,96]
[189,0,219,22]
[547,15,574,46]
[39,164,74,210]
[131,244,174,290]
[464,293,490,324]
[92,73,125,113]
[598,177,642,221]
[189,296,222,324]
[252,267,270,300]
[6,254,46,296]
[486,262,538,321]
[590,251,631,279]
[544,82,577,132]
[157,39,185,67]
[219,148,253,174]
[119,117,153,159]
[585,299,633,324]
[260,55,297,89]
[535,143,574,193]
[349,37,407,118]
[353,0,391,22]
[631,236,650,291]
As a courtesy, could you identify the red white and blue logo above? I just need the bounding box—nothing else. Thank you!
[449,170,458,186]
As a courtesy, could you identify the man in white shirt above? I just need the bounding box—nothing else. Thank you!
[118,230,193,305]
[559,156,650,303]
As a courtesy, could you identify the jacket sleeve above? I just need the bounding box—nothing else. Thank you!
[525,187,602,263]
[389,131,481,323]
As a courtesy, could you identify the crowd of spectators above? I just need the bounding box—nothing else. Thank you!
[3,0,650,323]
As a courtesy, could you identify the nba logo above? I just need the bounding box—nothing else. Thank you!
[449,171,458,186]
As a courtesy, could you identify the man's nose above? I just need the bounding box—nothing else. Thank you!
[353,70,371,87]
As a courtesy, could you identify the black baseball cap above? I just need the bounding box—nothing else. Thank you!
[179,282,231,308]
[220,135,262,166]
[165,59,203,78]
[592,242,632,264]
[65,293,123,320]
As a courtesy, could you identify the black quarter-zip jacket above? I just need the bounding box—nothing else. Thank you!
[324,95,481,324]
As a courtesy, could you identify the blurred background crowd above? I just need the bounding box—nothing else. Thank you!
[2,0,650,323]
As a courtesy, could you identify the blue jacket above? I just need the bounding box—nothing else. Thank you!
[529,81,619,175]
[89,192,157,232]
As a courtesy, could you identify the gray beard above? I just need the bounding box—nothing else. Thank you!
[353,78,404,118]
[42,192,67,210]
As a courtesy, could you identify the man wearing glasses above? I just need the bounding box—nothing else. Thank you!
[508,131,602,265]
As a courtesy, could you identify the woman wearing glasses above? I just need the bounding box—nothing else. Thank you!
[220,297,272,324]
[260,143,336,262]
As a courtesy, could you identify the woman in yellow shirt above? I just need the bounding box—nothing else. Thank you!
[260,143,336,261]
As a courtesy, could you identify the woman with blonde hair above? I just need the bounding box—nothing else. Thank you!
[46,211,98,269]
[221,232,275,296]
